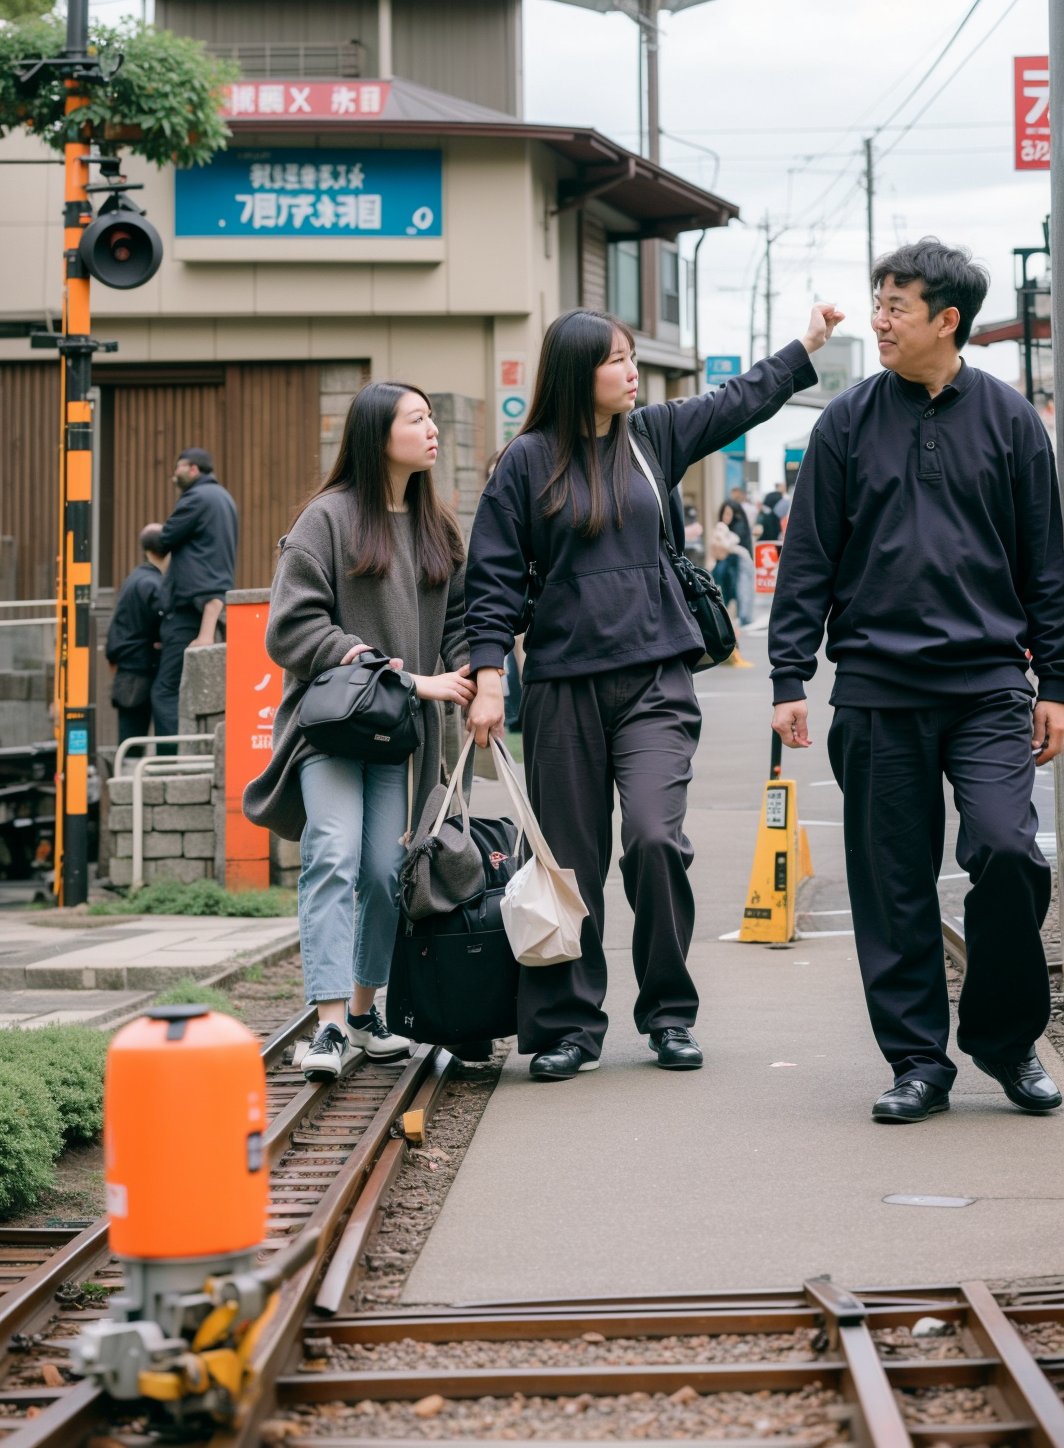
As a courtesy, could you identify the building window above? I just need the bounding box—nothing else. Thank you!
[661,245,680,325]
[607,239,641,327]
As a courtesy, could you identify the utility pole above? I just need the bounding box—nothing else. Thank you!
[1049,0,1064,952]
[762,215,774,355]
[642,0,661,163]
[864,136,875,283]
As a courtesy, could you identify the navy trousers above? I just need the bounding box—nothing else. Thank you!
[518,659,702,1059]
[827,692,1052,1091]
[151,607,201,753]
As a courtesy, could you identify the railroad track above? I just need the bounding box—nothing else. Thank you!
[0,1005,454,1447]
[1,929,1060,1445]
[268,1278,1064,1446]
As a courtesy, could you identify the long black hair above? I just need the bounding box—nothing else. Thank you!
[296,381,463,587]
[521,309,636,537]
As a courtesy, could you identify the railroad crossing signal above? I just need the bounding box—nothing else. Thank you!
[15,0,163,904]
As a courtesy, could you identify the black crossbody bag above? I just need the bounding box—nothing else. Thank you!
[297,648,423,763]
[628,423,737,668]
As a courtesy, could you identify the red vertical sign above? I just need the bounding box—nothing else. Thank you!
[225,597,282,891]
[1014,55,1050,170]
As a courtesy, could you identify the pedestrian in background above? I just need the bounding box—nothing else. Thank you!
[770,237,1064,1124]
[105,523,166,752]
[152,447,238,752]
[466,302,840,1081]
[244,382,473,1083]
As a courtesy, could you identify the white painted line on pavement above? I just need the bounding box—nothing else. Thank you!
[799,908,852,916]
[718,929,741,940]
[796,928,856,937]
[938,872,967,881]
[798,819,844,827]
[808,780,838,787]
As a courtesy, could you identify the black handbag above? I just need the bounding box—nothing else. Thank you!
[298,648,423,763]
[628,424,737,667]
[399,734,521,919]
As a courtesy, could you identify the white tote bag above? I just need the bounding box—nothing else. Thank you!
[490,739,588,966]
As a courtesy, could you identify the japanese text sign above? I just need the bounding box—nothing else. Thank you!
[1014,56,1050,171]
[175,148,442,238]
[222,81,392,121]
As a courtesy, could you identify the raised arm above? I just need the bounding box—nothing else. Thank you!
[638,304,845,482]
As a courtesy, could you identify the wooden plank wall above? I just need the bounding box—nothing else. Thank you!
[106,362,321,593]
[0,364,62,600]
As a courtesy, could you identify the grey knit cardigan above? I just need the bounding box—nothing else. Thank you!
[243,488,469,843]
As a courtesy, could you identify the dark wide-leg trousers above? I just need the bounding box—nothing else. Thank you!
[518,659,702,1059]
[827,692,1052,1091]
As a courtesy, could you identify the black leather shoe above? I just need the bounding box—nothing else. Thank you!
[529,1042,600,1081]
[648,1027,703,1070]
[872,1080,950,1123]
[972,1050,1063,1113]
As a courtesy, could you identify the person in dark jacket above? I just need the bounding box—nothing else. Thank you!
[770,237,1064,1125]
[106,524,166,751]
[152,447,238,749]
[466,303,841,1081]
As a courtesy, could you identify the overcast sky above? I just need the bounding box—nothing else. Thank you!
[524,0,1052,476]
[94,0,1052,478]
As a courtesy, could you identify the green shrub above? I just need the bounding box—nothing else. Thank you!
[0,1064,62,1216]
[0,1026,109,1145]
[151,979,243,1019]
[0,19,237,169]
[89,880,296,918]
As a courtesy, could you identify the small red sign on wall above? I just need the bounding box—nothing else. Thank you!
[1014,56,1050,171]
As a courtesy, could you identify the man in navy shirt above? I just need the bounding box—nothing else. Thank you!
[769,238,1064,1124]
[153,447,238,751]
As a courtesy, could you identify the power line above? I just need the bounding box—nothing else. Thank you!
[877,0,1022,162]
[872,0,986,139]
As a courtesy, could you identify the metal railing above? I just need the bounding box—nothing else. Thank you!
[112,734,215,891]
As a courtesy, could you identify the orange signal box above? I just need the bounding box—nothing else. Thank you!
[224,590,282,891]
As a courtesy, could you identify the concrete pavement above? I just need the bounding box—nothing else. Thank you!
[0,913,299,1027]
[403,620,1064,1302]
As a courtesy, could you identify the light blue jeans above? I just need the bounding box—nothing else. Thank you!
[297,753,409,1003]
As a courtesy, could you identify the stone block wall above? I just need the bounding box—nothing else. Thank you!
[107,774,217,887]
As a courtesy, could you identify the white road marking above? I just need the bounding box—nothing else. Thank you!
[795,928,856,938]
[798,908,852,916]
[798,819,844,827]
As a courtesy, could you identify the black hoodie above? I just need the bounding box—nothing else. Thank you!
[466,340,816,683]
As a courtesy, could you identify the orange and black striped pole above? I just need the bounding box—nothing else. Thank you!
[54,0,95,905]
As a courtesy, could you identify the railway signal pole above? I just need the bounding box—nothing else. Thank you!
[17,1,161,904]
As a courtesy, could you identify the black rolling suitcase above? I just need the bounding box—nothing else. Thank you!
[386,738,521,1048]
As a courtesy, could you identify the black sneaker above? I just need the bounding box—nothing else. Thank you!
[648,1027,703,1070]
[346,1004,412,1060]
[303,1023,355,1082]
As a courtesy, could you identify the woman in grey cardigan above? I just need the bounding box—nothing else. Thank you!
[244,382,473,1081]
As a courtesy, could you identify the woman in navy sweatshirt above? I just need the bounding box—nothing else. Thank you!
[465,305,840,1081]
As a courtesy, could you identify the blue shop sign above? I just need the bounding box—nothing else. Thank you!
[175,148,442,239]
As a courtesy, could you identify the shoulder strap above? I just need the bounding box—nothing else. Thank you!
[628,429,679,552]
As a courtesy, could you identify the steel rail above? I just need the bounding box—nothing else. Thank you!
[0,1003,322,1447]
[319,1300,971,1343]
[313,1049,454,1317]
[208,1045,443,1448]
[961,1280,1064,1446]
[274,1280,1064,1448]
